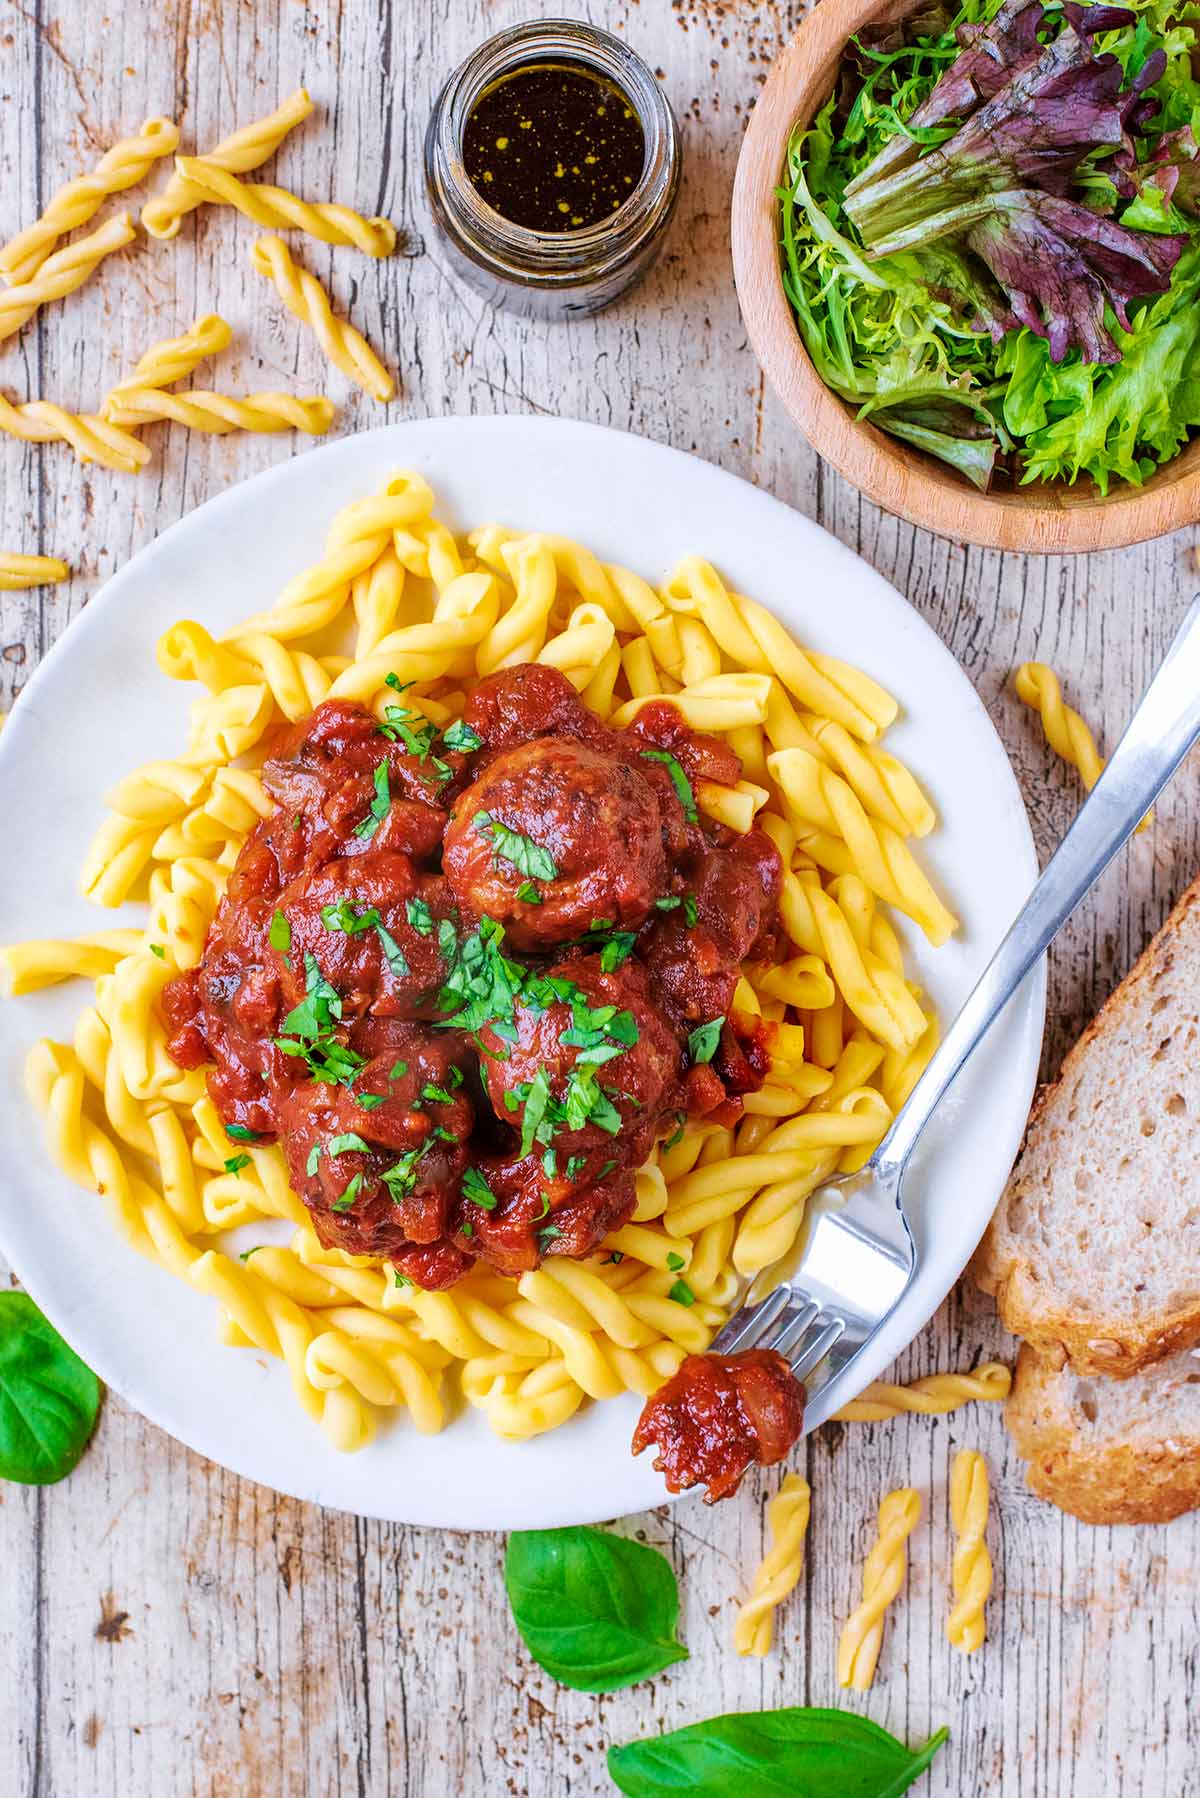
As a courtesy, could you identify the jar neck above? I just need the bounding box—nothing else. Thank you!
[427,20,680,286]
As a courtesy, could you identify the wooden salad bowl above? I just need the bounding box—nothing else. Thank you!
[731,0,1200,553]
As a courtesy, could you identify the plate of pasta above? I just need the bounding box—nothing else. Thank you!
[0,415,1042,1527]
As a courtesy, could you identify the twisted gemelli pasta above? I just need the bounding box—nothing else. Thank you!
[837,1487,921,1690]
[947,1449,992,1653]
[0,213,135,345]
[835,1360,1012,1422]
[102,314,232,416]
[0,117,178,284]
[0,551,69,590]
[734,1472,811,1656]
[0,395,149,473]
[250,236,394,400]
[106,388,334,438]
[141,88,314,239]
[1015,662,1103,788]
[5,472,951,1454]
[174,157,396,257]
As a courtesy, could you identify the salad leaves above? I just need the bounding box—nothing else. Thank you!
[780,0,1200,489]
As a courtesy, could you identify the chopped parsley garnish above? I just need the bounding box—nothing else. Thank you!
[239,1246,263,1263]
[421,1082,455,1105]
[355,1091,385,1110]
[321,898,380,935]
[538,1225,563,1252]
[687,1017,724,1065]
[542,1146,558,1180]
[224,1123,263,1144]
[684,892,699,928]
[269,910,292,953]
[603,1250,624,1265]
[382,1140,434,1203]
[406,897,434,934]
[640,748,699,823]
[148,943,166,960]
[436,915,525,1038]
[354,759,391,840]
[663,1112,688,1150]
[516,880,543,905]
[654,895,681,912]
[565,1154,586,1182]
[327,1132,371,1157]
[389,1059,409,1080]
[223,1154,251,1177]
[393,1270,414,1289]
[446,1065,465,1088]
[517,1067,553,1160]
[669,1279,696,1307]
[599,933,636,973]
[597,1159,617,1179]
[666,1251,685,1272]
[306,1143,322,1178]
[332,1173,363,1212]
[273,955,365,1086]
[461,1166,498,1210]
[461,1220,474,1238]
[378,680,454,786]
[442,718,484,754]
[376,922,411,979]
[474,810,558,883]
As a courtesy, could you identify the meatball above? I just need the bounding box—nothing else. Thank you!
[631,1349,807,1502]
[478,955,681,1163]
[643,828,782,1035]
[274,854,456,1025]
[443,739,668,950]
[461,663,613,756]
[462,1151,637,1277]
[275,1019,473,1260]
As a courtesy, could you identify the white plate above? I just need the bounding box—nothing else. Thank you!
[0,416,1043,1529]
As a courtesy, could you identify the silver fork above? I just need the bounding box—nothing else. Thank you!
[709,594,1200,1422]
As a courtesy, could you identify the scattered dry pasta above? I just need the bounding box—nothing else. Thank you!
[0,117,178,285]
[834,1360,1012,1423]
[0,394,149,474]
[0,213,135,346]
[3,472,953,1454]
[251,236,394,400]
[734,1471,811,1656]
[142,88,314,239]
[105,389,334,439]
[837,1486,920,1690]
[174,156,396,257]
[1015,661,1152,831]
[102,313,232,417]
[946,1449,992,1654]
[0,551,69,590]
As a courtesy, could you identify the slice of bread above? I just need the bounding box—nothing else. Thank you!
[973,875,1200,1378]
[1006,1343,1200,1524]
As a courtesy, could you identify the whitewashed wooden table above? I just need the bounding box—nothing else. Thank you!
[2,2,1199,1793]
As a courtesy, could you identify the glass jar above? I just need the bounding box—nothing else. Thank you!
[425,19,682,319]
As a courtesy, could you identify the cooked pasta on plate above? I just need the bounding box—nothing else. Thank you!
[0,416,1041,1527]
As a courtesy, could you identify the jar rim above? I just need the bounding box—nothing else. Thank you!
[427,19,681,284]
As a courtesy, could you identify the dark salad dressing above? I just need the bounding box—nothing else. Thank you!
[462,61,646,232]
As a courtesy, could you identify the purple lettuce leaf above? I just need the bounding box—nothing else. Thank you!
[844,21,1136,248]
[844,0,1051,197]
[1144,125,1200,215]
[966,189,1186,361]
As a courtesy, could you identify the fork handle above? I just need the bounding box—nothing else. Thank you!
[873,592,1200,1181]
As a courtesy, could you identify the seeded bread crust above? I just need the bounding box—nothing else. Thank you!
[972,875,1200,1378]
[1006,1343,1200,1524]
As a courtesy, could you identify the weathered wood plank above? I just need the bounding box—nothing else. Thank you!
[2,0,1199,1793]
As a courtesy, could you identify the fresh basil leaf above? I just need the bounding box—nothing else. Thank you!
[376,922,411,979]
[506,1526,687,1693]
[0,1292,100,1485]
[639,749,698,823]
[668,1279,696,1307]
[224,1154,251,1177]
[406,897,434,934]
[269,909,292,953]
[327,1132,370,1156]
[688,1017,724,1065]
[225,1123,263,1143]
[608,1710,949,1798]
[354,759,391,840]
[148,942,166,959]
[332,1172,363,1212]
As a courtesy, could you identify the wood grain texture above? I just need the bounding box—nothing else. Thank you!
[1,2,1199,1794]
